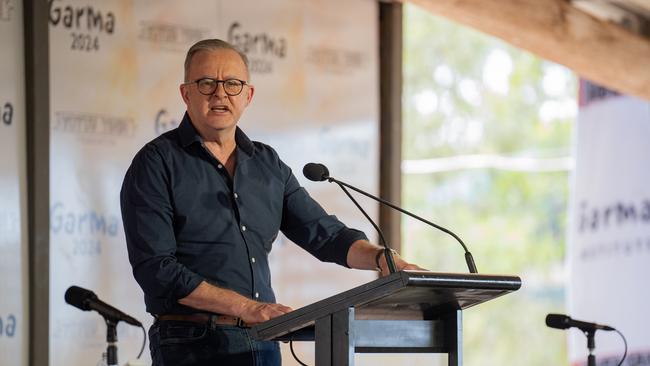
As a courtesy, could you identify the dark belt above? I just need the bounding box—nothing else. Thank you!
[157,313,248,327]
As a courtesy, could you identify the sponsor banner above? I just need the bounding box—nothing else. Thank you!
[568,81,650,365]
[0,0,27,365]
[49,1,379,365]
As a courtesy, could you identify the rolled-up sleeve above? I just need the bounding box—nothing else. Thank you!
[120,144,203,314]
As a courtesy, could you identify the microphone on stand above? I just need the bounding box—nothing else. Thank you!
[303,162,478,274]
[545,313,614,332]
[545,313,625,366]
[65,286,143,366]
[65,286,142,326]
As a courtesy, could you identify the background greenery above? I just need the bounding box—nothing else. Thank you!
[402,4,576,365]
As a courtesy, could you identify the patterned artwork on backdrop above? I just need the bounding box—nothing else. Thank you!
[49,0,380,365]
[568,81,650,366]
[0,0,27,365]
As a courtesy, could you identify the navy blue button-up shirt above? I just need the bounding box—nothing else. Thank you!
[120,113,367,315]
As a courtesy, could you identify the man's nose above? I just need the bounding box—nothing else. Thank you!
[212,82,227,97]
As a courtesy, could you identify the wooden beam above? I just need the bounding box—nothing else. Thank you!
[24,0,50,365]
[379,2,403,253]
[408,0,650,101]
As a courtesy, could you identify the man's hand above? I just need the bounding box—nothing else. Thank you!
[377,250,425,277]
[346,240,427,277]
[236,300,293,325]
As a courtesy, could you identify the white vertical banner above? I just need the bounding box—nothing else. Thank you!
[48,1,217,365]
[49,1,379,365]
[568,82,650,365]
[49,1,144,364]
[0,0,27,365]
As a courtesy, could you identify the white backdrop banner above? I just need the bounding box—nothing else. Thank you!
[568,81,650,365]
[49,1,379,365]
[0,0,27,365]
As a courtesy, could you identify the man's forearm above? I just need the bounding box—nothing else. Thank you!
[346,239,384,270]
[178,281,251,316]
[178,281,294,325]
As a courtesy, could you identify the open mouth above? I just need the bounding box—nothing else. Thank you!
[210,105,229,112]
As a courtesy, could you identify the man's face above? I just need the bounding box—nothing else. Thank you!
[180,49,254,137]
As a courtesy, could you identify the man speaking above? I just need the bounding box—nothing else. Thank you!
[120,38,421,365]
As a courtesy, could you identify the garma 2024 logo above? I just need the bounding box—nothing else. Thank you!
[48,0,115,52]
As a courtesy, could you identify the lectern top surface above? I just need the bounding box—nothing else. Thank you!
[251,271,521,341]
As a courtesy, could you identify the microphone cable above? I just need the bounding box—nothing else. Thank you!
[289,335,309,366]
[614,328,627,366]
[137,324,147,359]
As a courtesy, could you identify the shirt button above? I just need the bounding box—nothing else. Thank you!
[241,225,247,232]
[254,292,260,299]
[217,164,223,169]
[251,257,256,263]
[234,192,239,199]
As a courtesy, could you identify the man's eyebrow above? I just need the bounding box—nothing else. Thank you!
[195,75,243,80]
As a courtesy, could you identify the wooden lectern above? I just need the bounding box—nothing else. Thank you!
[251,270,521,366]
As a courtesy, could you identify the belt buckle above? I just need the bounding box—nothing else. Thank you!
[209,314,220,328]
[236,317,246,328]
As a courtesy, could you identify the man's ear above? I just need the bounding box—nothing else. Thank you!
[246,84,255,104]
[180,84,190,105]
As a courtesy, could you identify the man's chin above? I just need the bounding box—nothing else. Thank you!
[206,120,237,132]
[202,115,234,127]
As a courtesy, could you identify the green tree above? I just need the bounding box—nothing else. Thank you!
[403,4,575,365]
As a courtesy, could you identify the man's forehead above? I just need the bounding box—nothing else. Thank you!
[192,49,245,67]
[188,49,249,78]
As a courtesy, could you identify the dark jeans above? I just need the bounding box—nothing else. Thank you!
[149,320,281,366]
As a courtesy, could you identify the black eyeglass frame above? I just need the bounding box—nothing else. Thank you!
[184,78,248,96]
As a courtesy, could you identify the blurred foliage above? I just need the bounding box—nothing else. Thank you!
[402,4,576,366]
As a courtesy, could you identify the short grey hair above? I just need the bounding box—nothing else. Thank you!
[183,39,250,82]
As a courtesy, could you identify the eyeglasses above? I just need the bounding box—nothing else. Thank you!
[185,78,248,96]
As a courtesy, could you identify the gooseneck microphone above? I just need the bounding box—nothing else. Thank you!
[545,313,614,332]
[303,162,478,274]
[65,286,142,326]
[304,163,397,273]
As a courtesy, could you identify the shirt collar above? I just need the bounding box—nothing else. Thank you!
[178,112,202,147]
[178,112,255,158]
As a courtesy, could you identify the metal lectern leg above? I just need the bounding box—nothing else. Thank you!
[315,307,354,366]
[444,310,463,366]
[315,315,333,366]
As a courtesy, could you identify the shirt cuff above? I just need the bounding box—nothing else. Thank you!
[314,228,368,267]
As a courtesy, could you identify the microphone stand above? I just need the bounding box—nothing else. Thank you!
[105,318,118,366]
[585,330,596,366]
[335,182,397,273]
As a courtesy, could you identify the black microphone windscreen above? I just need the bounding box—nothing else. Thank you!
[303,163,329,182]
[545,313,570,330]
[65,286,97,311]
